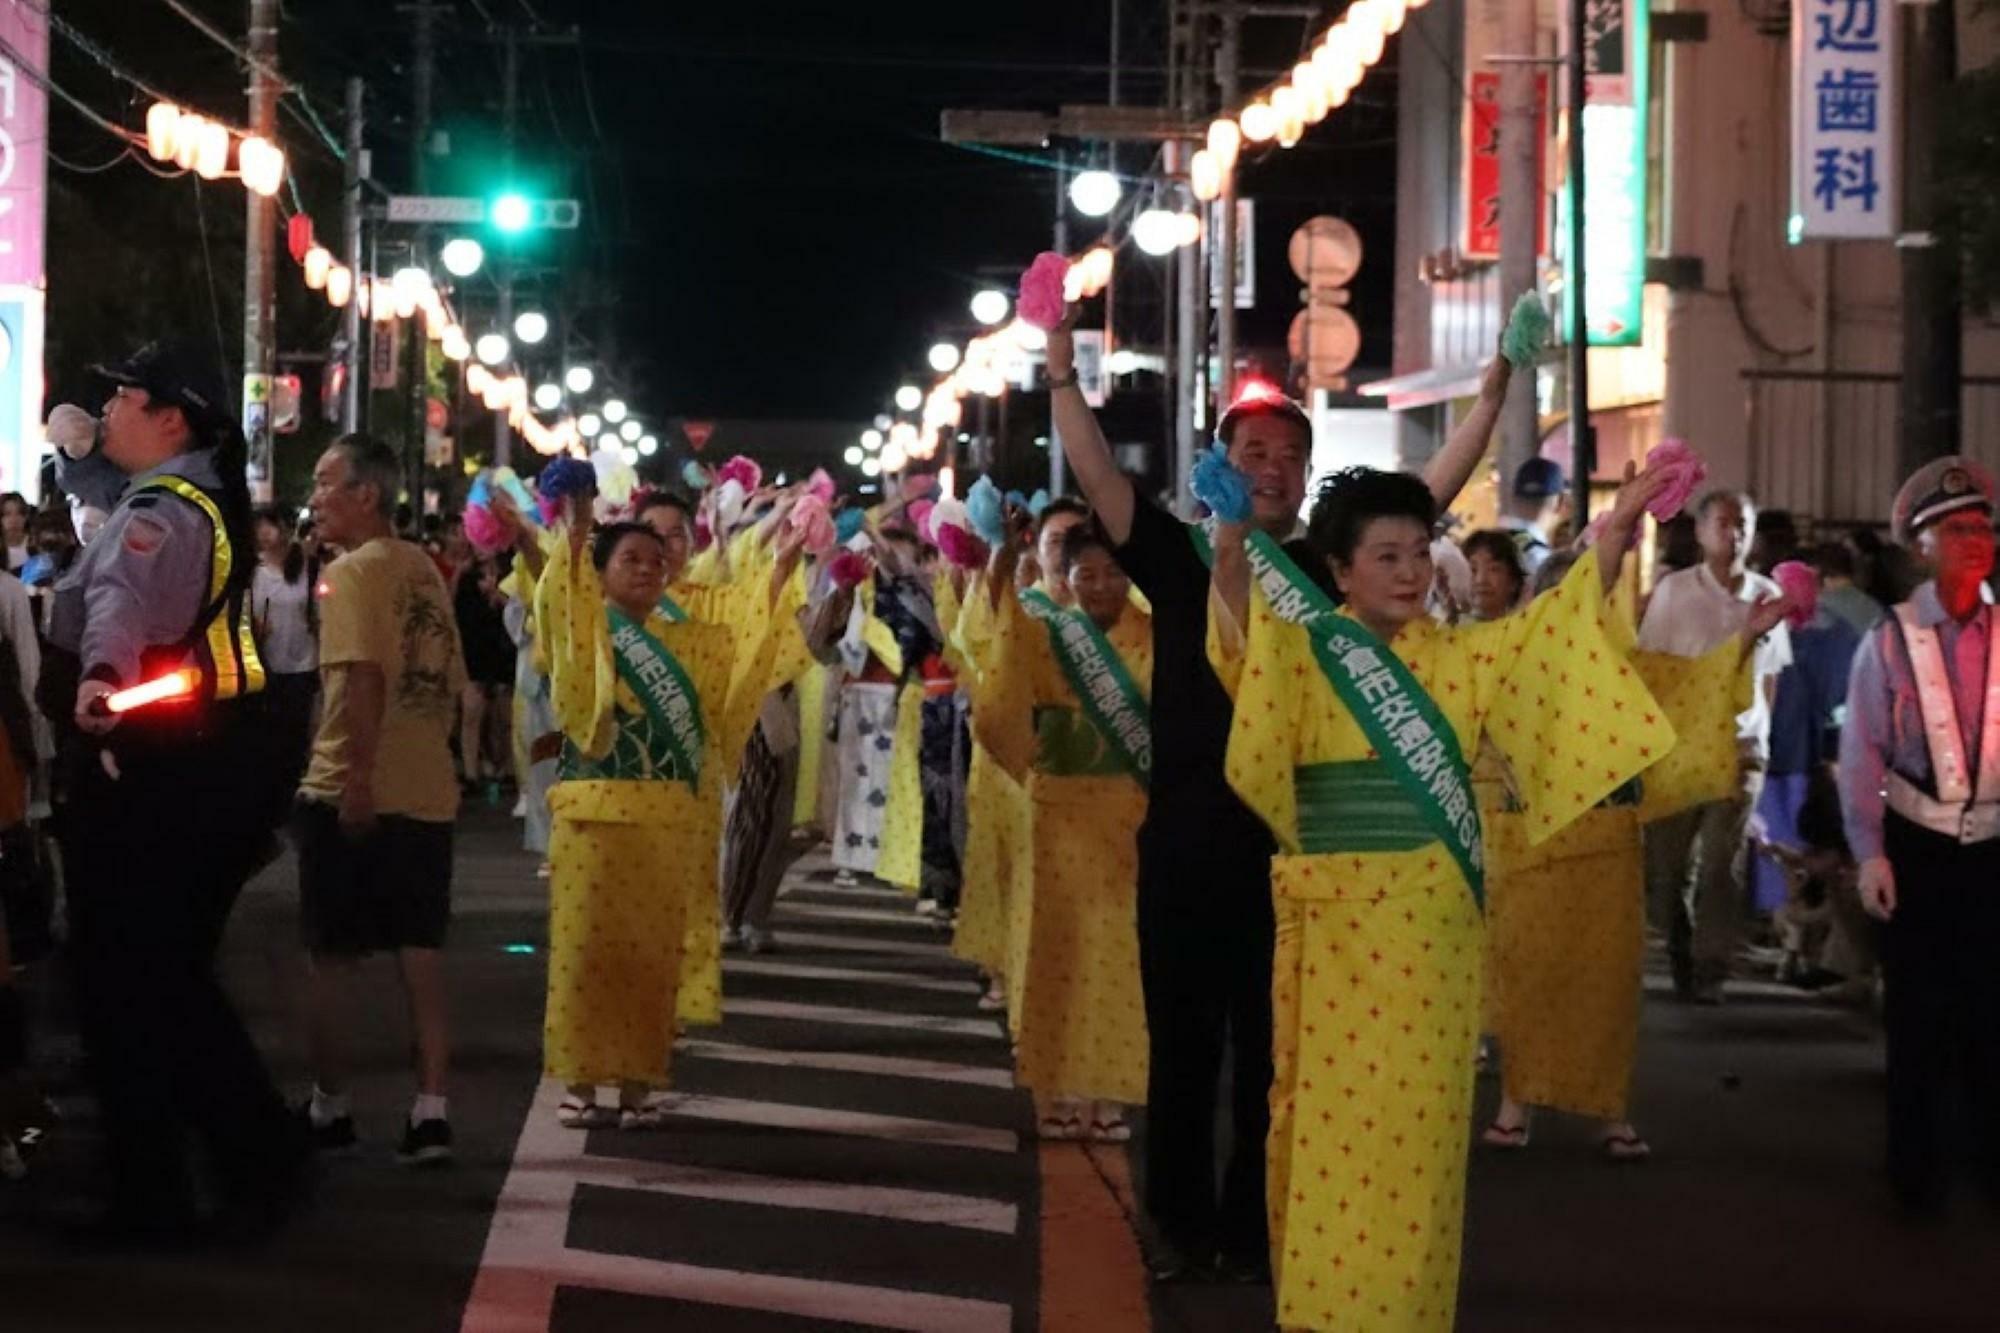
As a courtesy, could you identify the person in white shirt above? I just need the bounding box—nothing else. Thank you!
[1638,489,1791,1003]
[251,507,320,796]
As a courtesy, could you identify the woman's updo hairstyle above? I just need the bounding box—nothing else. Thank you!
[1306,467,1436,565]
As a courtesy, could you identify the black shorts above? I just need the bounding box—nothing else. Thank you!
[294,800,454,956]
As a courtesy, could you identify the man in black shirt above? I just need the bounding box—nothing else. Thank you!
[1045,312,1511,1279]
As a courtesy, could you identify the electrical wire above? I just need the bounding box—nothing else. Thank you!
[190,177,232,377]
[155,0,346,160]
[0,28,138,145]
[49,145,135,174]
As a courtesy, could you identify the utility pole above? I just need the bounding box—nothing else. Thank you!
[404,2,442,505]
[1563,0,1593,526]
[1172,0,1202,509]
[1898,0,1961,475]
[411,0,435,190]
[493,26,521,467]
[1050,150,1069,497]
[1215,4,1241,406]
[1495,0,1541,495]
[242,0,279,504]
[340,77,365,433]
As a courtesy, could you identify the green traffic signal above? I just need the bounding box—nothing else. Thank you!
[491,192,533,234]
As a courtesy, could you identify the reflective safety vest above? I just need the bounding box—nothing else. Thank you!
[137,475,267,703]
[1886,600,2000,843]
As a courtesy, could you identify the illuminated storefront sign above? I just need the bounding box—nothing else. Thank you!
[1561,0,1649,347]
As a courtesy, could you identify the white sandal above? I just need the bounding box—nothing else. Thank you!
[619,1101,675,1131]
[557,1095,611,1129]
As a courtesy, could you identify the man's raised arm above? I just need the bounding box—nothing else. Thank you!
[1044,311,1136,543]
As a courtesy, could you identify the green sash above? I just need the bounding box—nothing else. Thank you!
[1201,523,1485,907]
[656,590,689,623]
[1019,590,1151,786]
[605,606,706,788]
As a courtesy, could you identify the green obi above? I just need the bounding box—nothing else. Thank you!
[1033,705,1130,778]
[1295,761,1440,855]
[559,708,693,784]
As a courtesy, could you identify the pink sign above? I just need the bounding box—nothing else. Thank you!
[0,2,48,289]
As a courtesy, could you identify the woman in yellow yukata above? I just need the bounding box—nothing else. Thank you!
[975,520,1151,1142]
[534,492,799,1131]
[1208,461,1686,1333]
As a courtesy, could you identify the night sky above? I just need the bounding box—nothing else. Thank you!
[43,1,1404,442]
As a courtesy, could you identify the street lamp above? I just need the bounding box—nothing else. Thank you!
[532,382,562,411]
[894,385,923,413]
[1068,168,1122,218]
[970,289,1010,326]
[861,428,884,451]
[602,399,628,424]
[861,457,882,477]
[620,446,640,466]
[844,445,864,465]
[440,237,484,278]
[564,365,595,394]
[927,342,962,373]
[637,435,659,457]
[619,420,642,442]
[475,332,511,366]
[1132,209,1186,257]
[578,412,602,437]
[513,310,549,345]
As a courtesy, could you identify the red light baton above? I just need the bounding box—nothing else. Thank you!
[87,668,201,717]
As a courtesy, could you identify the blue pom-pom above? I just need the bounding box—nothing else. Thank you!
[1004,489,1029,512]
[965,476,1007,546]
[1501,292,1552,370]
[1191,443,1254,523]
[681,459,711,491]
[834,507,866,544]
[539,456,597,502]
[1026,489,1051,518]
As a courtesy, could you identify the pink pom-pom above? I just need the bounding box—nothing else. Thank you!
[906,499,936,543]
[1644,437,1708,521]
[462,502,508,555]
[805,468,837,504]
[935,524,988,570]
[717,455,762,493]
[1018,251,1071,331]
[1772,560,1819,628]
[790,494,837,556]
[829,550,871,590]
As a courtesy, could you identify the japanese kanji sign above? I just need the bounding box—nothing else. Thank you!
[1791,0,1897,240]
[1558,0,1649,347]
[1461,71,1549,262]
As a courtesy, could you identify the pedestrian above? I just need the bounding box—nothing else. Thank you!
[0,492,32,576]
[974,518,1151,1142]
[294,433,466,1166]
[1838,456,2000,1216]
[454,549,516,797]
[1208,458,1688,1333]
[1045,302,1510,1282]
[1497,457,1567,578]
[1462,528,1527,622]
[45,341,303,1240]
[1637,489,1792,1003]
[1810,539,1884,635]
[250,505,319,798]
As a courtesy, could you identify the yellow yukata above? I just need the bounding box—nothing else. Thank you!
[975,594,1152,1106]
[950,573,1028,980]
[1482,564,1752,1121]
[535,532,780,1089]
[1218,555,1674,1333]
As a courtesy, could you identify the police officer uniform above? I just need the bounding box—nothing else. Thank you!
[1837,455,2000,1213]
[47,343,301,1233]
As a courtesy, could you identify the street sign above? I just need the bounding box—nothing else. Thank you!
[386,195,487,224]
[683,420,716,452]
[384,195,582,229]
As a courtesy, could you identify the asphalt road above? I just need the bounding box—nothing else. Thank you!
[5,808,1998,1332]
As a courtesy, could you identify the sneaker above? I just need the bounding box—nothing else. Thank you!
[915,898,940,916]
[396,1118,454,1168]
[743,927,775,955]
[720,924,745,951]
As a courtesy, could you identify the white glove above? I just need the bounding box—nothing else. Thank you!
[46,403,98,460]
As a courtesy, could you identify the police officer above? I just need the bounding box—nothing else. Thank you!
[47,342,303,1240]
[1838,455,2000,1216]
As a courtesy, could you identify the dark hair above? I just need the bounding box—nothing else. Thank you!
[1461,529,1527,595]
[253,504,307,584]
[637,489,696,526]
[1306,467,1435,565]
[1696,489,1753,519]
[1058,518,1115,572]
[330,433,402,519]
[591,520,664,572]
[1808,540,1856,581]
[0,492,27,519]
[1217,395,1312,451]
[1035,496,1090,535]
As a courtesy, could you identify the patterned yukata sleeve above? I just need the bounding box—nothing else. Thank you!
[1221,580,1311,855]
[533,528,618,759]
[1632,637,1754,823]
[1475,555,1679,845]
[968,592,1038,783]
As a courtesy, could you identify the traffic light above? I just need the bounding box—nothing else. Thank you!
[488,192,580,233]
[490,192,532,233]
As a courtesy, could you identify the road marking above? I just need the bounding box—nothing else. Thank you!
[722,957,983,995]
[679,1037,1016,1089]
[460,1082,1016,1333]
[727,997,1004,1039]
[773,929,954,958]
[665,1093,1018,1154]
[778,902,948,928]
[568,1156,1020,1235]
[781,882,913,905]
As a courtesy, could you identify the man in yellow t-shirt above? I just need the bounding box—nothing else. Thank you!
[295,434,466,1167]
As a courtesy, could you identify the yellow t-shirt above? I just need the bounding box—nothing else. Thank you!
[298,537,466,822]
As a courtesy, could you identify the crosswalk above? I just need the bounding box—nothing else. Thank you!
[460,853,1038,1333]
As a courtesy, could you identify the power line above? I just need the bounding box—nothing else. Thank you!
[0,28,138,145]
[156,0,346,160]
